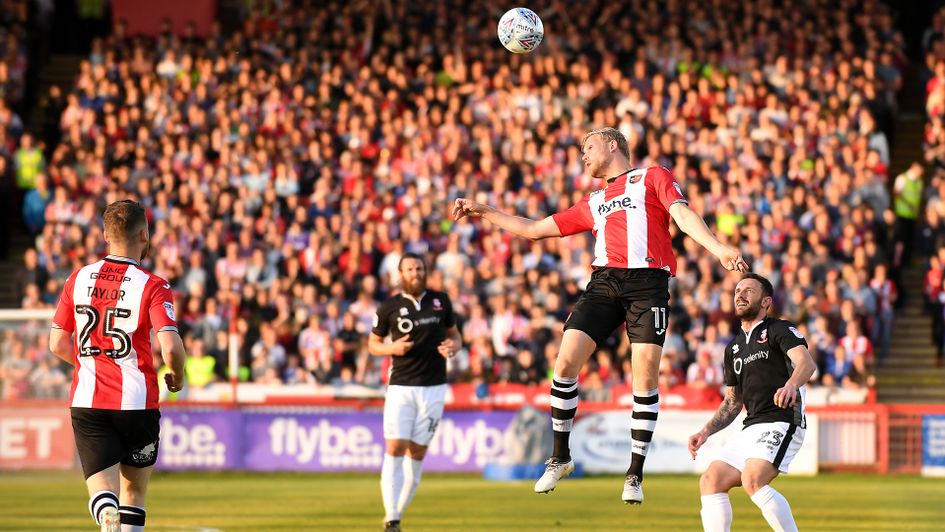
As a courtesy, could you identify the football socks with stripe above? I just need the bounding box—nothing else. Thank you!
[119,505,146,532]
[549,374,578,460]
[627,388,659,479]
[89,490,119,525]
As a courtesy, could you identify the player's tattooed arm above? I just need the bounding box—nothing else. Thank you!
[702,387,743,436]
[689,386,742,457]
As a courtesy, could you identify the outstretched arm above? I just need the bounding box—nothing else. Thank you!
[688,386,743,458]
[669,202,749,272]
[452,198,562,241]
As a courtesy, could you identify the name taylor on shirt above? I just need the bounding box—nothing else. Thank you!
[86,286,126,301]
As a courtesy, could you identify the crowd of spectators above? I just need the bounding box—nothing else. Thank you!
[0,0,30,255]
[921,6,945,367]
[2,0,905,401]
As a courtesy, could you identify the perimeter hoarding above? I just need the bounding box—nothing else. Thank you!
[921,414,945,477]
[159,409,518,473]
[571,410,819,475]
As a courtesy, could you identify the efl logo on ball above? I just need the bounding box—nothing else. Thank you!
[497,7,544,54]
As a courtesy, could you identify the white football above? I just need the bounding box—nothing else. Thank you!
[497,7,544,54]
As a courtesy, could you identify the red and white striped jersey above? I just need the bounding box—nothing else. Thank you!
[52,255,178,410]
[552,166,687,274]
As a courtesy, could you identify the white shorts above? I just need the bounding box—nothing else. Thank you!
[383,384,447,446]
[717,421,805,474]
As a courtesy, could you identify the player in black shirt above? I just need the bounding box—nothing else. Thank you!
[368,252,461,532]
[688,273,815,532]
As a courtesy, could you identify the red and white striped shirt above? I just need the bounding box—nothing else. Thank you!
[839,334,874,364]
[552,166,687,274]
[52,255,178,410]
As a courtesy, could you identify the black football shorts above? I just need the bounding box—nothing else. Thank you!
[71,408,161,479]
[564,267,671,347]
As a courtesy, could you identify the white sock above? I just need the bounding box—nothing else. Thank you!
[700,493,733,532]
[750,485,798,532]
[380,454,405,521]
[396,458,424,515]
[89,490,119,525]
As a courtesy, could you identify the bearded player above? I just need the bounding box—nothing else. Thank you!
[369,253,462,531]
[689,273,816,532]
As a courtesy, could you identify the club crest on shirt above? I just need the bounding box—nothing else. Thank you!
[163,301,176,322]
[733,344,740,353]
[399,307,409,316]
[758,329,768,344]
[433,298,443,311]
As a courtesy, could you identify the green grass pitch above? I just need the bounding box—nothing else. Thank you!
[0,471,942,530]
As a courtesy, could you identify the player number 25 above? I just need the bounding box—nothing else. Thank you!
[75,305,133,359]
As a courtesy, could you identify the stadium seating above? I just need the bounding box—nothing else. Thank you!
[4,0,906,403]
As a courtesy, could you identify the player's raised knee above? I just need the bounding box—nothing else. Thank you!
[699,470,725,494]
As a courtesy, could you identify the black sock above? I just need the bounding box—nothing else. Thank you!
[627,452,646,478]
[119,505,146,530]
[552,430,571,461]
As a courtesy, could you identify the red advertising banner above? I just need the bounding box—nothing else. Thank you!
[0,406,74,470]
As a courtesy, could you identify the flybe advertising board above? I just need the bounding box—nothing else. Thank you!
[157,409,519,472]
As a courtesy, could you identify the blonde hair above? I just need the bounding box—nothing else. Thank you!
[581,127,630,160]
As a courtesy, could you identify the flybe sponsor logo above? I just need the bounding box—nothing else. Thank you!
[160,418,228,467]
[428,418,507,467]
[597,195,637,216]
[269,418,383,467]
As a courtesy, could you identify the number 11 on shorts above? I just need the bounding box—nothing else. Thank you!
[651,306,667,335]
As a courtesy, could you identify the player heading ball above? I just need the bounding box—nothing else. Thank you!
[453,127,748,504]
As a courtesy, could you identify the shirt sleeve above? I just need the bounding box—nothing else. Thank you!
[371,301,390,337]
[147,279,179,333]
[723,344,738,386]
[51,271,77,333]
[650,166,688,212]
[771,320,808,355]
[551,195,594,236]
[442,294,456,329]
